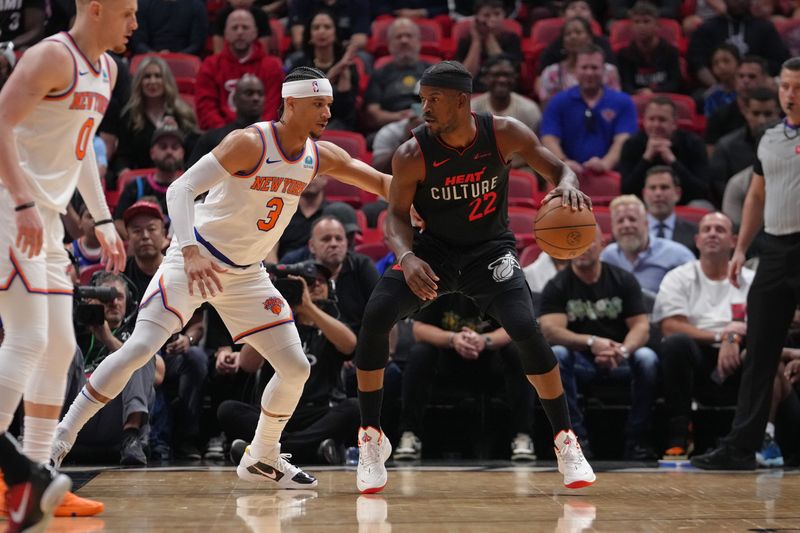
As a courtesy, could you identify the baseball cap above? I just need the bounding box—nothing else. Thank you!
[151,126,185,147]
[123,200,164,226]
[322,202,360,234]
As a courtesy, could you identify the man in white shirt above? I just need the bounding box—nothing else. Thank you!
[652,212,752,459]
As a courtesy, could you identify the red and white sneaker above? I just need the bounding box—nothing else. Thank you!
[4,463,71,533]
[555,430,596,489]
[356,427,392,494]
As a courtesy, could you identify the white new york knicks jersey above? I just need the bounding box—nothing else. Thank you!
[193,121,320,266]
[10,32,111,213]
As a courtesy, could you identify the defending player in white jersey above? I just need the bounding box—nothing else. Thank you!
[52,66,391,489]
[0,0,134,528]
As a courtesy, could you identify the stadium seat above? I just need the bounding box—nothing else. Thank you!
[130,53,202,95]
[609,18,684,53]
[369,17,444,58]
[356,209,384,244]
[632,92,705,134]
[268,19,289,57]
[323,179,362,208]
[117,168,155,195]
[319,130,371,165]
[592,206,612,234]
[507,206,537,249]
[355,241,390,262]
[508,169,543,208]
[674,205,711,224]
[79,264,105,286]
[519,243,542,267]
[580,171,620,206]
[530,17,603,48]
[451,17,523,45]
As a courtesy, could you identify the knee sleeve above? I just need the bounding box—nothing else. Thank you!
[0,285,48,398]
[514,334,558,375]
[89,319,174,400]
[246,331,309,414]
[25,296,75,405]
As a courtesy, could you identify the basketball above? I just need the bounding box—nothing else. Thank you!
[533,197,597,259]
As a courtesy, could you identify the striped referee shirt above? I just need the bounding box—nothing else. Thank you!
[753,121,800,236]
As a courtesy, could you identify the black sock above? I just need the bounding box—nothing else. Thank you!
[540,394,572,438]
[0,432,32,485]
[358,389,383,430]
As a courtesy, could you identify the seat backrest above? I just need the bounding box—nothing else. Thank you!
[79,263,105,286]
[117,168,155,193]
[530,17,602,46]
[507,206,537,236]
[354,241,390,262]
[319,130,369,162]
[519,243,542,267]
[130,53,201,80]
[268,18,287,56]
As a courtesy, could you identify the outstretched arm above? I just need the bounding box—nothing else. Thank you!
[495,116,590,211]
[315,140,392,199]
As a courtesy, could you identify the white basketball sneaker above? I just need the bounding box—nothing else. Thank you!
[50,437,72,469]
[237,444,318,489]
[554,430,596,489]
[356,427,392,494]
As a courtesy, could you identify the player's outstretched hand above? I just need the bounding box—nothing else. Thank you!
[402,255,439,301]
[95,223,127,273]
[542,183,592,212]
[182,245,227,298]
[15,206,44,258]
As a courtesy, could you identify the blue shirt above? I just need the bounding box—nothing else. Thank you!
[647,213,675,241]
[540,86,638,164]
[600,236,695,293]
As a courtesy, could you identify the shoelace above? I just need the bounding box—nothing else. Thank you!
[359,439,382,466]
[271,453,297,474]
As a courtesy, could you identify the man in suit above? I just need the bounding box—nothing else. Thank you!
[642,166,699,256]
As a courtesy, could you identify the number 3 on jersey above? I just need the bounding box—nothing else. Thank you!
[75,118,94,160]
[257,197,284,232]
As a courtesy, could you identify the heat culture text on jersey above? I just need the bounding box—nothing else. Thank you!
[428,166,499,202]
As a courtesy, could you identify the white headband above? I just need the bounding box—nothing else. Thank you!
[281,78,333,98]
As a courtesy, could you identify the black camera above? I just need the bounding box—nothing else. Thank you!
[74,285,119,327]
[266,262,328,307]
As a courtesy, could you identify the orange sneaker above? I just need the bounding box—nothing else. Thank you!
[1,474,104,517]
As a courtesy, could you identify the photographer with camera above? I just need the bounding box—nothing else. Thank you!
[69,272,160,467]
[222,260,360,465]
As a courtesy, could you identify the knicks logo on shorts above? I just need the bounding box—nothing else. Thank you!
[263,297,285,315]
[488,252,520,283]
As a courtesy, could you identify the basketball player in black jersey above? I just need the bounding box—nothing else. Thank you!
[354,61,596,494]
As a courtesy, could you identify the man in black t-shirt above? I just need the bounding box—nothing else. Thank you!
[539,231,658,460]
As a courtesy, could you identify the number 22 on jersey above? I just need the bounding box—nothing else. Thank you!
[257,197,284,231]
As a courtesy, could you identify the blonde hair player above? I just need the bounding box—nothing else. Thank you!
[52,66,392,490]
[0,0,135,529]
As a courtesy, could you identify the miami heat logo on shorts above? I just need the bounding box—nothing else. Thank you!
[488,252,520,283]
[263,297,284,315]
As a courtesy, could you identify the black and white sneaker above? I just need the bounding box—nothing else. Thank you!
[236,443,318,489]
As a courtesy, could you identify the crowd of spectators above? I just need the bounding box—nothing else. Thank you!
[2,0,800,465]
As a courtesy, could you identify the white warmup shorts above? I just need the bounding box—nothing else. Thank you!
[137,240,300,348]
[0,187,73,295]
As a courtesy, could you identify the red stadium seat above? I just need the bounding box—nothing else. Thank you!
[323,179,362,208]
[507,206,537,249]
[451,18,523,45]
[130,53,202,97]
[609,18,684,53]
[508,169,543,208]
[369,17,444,58]
[674,205,711,224]
[775,18,800,57]
[580,171,620,206]
[530,17,603,48]
[268,19,289,57]
[117,168,155,194]
[79,264,105,286]
[355,241,390,262]
[592,206,612,234]
[519,243,542,267]
[319,130,371,165]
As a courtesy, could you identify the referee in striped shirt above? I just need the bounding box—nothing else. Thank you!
[692,57,800,470]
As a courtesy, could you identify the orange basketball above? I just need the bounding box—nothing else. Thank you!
[533,198,597,260]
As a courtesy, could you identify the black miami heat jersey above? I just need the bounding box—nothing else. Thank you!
[411,112,510,247]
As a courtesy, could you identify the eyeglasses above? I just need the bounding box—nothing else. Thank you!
[584,108,595,133]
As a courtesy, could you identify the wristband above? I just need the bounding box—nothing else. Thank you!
[94,219,113,227]
[398,250,415,266]
[14,201,35,212]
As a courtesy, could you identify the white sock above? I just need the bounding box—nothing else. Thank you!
[22,416,58,463]
[766,422,776,438]
[249,411,290,460]
[58,387,105,446]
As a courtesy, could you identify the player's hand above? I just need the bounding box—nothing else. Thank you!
[727,250,746,288]
[95,223,127,273]
[401,254,439,301]
[15,206,44,258]
[543,183,591,212]
[182,245,227,298]
[785,359,800,385]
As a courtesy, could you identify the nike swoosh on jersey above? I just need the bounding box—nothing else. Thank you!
[432,159,450,167]
[9,483,31,524]
[78,70,89,76]
[265,158,281,164]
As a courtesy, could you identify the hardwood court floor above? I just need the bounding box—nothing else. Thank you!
[37,464,800,532]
